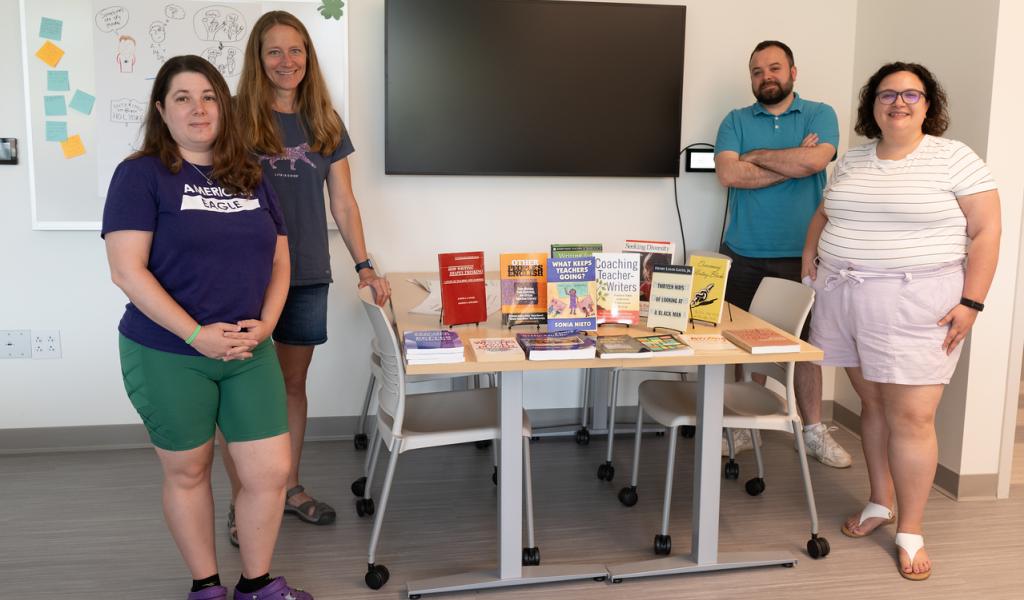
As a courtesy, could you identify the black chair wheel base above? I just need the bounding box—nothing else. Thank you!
[351,476,367,497]
[654,534,672,555]
[723,459,740,480]
[617,485,638,507]
[596,461,615,481]
[353,433,369,450]
[355,497,375,517]
[492,467,498,486]
[745,477,766,496]
[475,440,492,449]
[655,430,665,437]
[680,426,696,438]
[593,576,607,582]
[364,563,390,590]
[807,535,831,559]
[574,428,591,445]
[522,546,541,566]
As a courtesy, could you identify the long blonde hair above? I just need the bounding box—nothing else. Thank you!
[236,11,344,156]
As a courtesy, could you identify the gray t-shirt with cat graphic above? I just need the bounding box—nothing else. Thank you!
[257,111,354,285]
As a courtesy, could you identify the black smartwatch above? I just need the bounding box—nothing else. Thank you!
[354,258,373,273]
[959,297,984,312]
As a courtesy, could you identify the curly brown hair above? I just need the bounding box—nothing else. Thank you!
[132,55,262,195]
[855,61,949,139]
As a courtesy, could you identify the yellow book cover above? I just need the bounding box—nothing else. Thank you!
[688,254,731,325]
[499,253,547,326]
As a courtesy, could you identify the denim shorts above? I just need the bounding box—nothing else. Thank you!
[808,258,965,385]
[273,283,329,345]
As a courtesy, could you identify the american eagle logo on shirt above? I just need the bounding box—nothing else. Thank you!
[180,183,261,213]
[258,143,316,171]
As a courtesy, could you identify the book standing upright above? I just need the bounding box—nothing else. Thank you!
[438,251,487,326]
[499,253,548,327]
[688,254,731,326]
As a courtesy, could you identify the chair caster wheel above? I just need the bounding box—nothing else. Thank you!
[612,578,623,584]
[807,535,830,559]
[653,534,672,555]
[475,440,492,449]
[680,426,696,438]
[355,497,375,517]
[655,430,665,437]
[522,546,541,566]
[745,477,765,496]
[351,476,367,497]
[354,433,369,450]
[596,461,615,481]
[782,562,795,568]
[617,485,638,507]
[593,576,607,582]
[364,563,390,589]
[575,428,590,445]
[492,467,498,486]
[723,459,740,480]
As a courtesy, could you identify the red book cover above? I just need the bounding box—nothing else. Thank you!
[438,251,488,326]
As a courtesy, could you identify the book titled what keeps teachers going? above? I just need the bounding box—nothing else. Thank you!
[438,251,487,326]
[546,256,597,333]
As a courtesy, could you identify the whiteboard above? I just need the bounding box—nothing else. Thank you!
[19,0,349,230]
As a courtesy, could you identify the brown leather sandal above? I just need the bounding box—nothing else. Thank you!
[284,484,337,525]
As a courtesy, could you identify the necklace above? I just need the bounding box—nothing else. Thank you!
[185,160,214,186]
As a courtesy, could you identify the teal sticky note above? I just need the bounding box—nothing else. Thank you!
[39,17,63,41]
[69,90,95,115]
[45,121,68,142]
[47,70,70,92]
[44,95,66,116]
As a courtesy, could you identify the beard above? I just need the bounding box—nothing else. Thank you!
[754,79,794,106]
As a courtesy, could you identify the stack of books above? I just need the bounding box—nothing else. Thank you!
[722,328,801,354]
[403,330,466,364]
[596,333,694,358]
[515,331,596,361]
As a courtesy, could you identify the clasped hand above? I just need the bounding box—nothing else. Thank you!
[192,320,268,361]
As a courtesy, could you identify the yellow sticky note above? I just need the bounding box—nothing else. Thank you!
[35,41,65,68]
[60,134,85,159]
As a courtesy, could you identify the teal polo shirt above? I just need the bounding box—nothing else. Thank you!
[714,93,839,258]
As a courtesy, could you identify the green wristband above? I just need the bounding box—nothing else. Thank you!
[184,325,201,345]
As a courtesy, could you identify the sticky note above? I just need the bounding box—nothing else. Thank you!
[39,17,63,41]
[35,41,64,68]
[44,95,66,116]
[60,134,85,159]
[45,121,68,142]
[47,70,70,92]
[69,90,96,115]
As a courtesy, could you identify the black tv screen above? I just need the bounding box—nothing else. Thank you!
[385,0,686,177]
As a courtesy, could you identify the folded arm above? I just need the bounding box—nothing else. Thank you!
[742,137,836,179]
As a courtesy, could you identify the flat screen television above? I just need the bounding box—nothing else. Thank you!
[385,0,686,177]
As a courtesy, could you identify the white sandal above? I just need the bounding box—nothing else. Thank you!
[895,532,931,581]
[841,501,895,538]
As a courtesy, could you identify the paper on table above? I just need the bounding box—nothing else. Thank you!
[408,279,501,316]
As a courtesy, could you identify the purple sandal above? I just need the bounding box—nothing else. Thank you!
[188,585,228,600]
[233,577,312,600]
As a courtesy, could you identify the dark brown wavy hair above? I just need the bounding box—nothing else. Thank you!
[132,55,262,195]
[236,11,344,156]
[855,61,949,140]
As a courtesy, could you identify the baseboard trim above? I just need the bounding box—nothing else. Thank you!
[0,408,585,454]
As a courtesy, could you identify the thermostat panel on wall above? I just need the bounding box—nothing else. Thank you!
[684,147,715,173]
[0,138,16,165]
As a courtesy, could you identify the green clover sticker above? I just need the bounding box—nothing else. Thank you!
[318,0,344,20]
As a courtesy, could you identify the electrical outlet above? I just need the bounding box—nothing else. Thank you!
[31,329,61,359]
[1,330,31,358]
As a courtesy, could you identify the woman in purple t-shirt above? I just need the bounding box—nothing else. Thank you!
[224,10,391,535]
[102,55,312,600]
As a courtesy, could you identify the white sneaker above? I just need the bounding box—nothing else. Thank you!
[721,428,754,457]
[801,423,852,468]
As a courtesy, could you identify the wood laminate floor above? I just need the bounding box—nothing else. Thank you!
[2,423,1022,599]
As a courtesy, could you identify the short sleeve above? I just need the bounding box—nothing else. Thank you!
[947,140,997,197]
[260,175,288,236]
[101,158,158,238]
[808,103,840,155]
[714,111,740,155]
[329,120,356,163]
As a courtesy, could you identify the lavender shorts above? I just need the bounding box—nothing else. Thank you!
[808,258,965,385]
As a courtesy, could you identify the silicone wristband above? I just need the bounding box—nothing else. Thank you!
[184,325,201,345]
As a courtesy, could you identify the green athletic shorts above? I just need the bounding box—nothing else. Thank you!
[119,335,289,451]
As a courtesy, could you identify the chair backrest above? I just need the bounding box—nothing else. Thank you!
[358,286,407,435]
[744,277,815,415]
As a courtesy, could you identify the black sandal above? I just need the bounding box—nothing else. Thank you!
[227,504,239,548]
[284,484,337,525]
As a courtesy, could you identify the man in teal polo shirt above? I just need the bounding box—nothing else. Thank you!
[714,40,851,468]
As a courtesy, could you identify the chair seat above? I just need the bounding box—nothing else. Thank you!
[383,387,532,453]
[638,380,795,433]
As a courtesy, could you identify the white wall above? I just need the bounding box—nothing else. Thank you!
[0,0,859,429]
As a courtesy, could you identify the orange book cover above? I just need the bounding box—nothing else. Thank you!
[499,253,547,326]
[722,328,801,354]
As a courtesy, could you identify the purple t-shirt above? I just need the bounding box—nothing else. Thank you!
[101,155,287,355]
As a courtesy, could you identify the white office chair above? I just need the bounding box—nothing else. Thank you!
[617,277,830,559]
[355,286,540,590]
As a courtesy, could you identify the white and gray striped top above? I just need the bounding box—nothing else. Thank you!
[819,135,996,270]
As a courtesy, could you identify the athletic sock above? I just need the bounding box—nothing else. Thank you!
[236,573,272,593]
[191,574,221,592]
